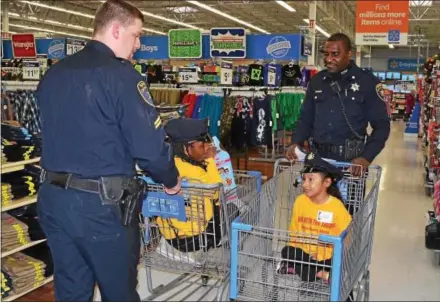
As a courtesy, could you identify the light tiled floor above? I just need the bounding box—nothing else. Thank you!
[369,122,440,301]
[132,121,440,301]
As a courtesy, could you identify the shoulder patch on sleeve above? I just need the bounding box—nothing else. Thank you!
[375,83,386,102]
[137,81,154,107]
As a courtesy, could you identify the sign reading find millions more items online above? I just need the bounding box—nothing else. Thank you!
[355,0,409,46]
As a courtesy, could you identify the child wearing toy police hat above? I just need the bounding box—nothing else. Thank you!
[153,118,239,263]
[277,152,352,284]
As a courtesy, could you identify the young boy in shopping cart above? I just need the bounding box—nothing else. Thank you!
[277,152,352,284]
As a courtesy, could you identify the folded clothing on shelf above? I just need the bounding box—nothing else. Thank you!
[1,271,13,299]
[1,167,41,206]
[1,213,32,252]
[22,242,53,277]
[1,124,42,163]
[8,204,46,241]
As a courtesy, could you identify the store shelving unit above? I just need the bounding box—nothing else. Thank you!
[1,158,51,301]
[391,92,408,121]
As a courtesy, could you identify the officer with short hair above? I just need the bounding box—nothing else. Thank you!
[35,0,181,301]
[286,33,390,177]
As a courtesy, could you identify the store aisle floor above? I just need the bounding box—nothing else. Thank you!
[369,121,440,301]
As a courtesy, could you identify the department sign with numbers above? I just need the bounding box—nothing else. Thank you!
[168,29,202,59]
[22,61,40,80]
[66,38,87,56]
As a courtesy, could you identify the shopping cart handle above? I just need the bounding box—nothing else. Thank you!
[139,175,222,189]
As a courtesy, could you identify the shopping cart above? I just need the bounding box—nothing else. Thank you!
[229,159,382,301]
[140,170,262,301]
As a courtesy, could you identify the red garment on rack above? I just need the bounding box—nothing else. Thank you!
[181,94,198,118]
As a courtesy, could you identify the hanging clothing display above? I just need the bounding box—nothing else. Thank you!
[264,63,282,87]
[5,91,41,134]
[231,96,254,150]
[282,64,302,86]
[219,96,236,147]
[248,64,264,86]
[276,92,305,131]
[198,94,224,138]
[251,96,273,147]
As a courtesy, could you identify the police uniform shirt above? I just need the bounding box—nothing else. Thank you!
[292,61,390,162]
[36,40,179,187]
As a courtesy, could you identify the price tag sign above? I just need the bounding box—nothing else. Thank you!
[178,67,199,84]
[22,61,40,80]
[267,66,276,86]
[66,38,87,56]
[220,63,233,85]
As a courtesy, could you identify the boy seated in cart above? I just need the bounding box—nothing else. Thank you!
[153,118,239,262]
[277,152,352,284]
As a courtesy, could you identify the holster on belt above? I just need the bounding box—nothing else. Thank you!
[41,170,148,227]
[99,176,148,227]
[344,138,365,160]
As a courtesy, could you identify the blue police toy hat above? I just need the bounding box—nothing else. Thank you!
[165,118,210,143]
[301,152,344,181]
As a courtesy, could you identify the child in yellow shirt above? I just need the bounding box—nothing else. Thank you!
[277,152,352,283]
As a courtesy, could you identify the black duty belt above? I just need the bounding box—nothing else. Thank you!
[314,143,345,157]
[41,170,100,194]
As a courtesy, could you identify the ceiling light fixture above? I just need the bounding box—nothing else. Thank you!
[19,1,166,35]
[303,19,330,37]
[97,0,200,30]
[8,12,93,32]
[275,1,296,12]
[187,1,270,34]
[9,23,90,39]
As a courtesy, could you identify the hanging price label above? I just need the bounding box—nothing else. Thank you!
[66,38,87,56]
[267,66,276,86]
[220,63,233,85]
[178,67,199,84]
[22,61,40,80]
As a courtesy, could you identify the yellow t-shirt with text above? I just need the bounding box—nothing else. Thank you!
[157,157,222,239]
[288,194,352,261]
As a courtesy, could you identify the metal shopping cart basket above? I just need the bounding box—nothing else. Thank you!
[229,159,382,301]
[140,170,262,301]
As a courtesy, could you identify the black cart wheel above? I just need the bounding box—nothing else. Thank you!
[202,275,209,286]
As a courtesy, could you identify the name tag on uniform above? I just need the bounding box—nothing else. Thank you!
[317,211,333,224]
[314,90,323,93]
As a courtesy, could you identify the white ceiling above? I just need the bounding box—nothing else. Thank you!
[2,1,440,51]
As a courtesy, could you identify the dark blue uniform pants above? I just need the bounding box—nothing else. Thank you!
[37,182,140,301]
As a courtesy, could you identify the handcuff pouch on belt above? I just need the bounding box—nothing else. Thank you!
[99,176,148,227]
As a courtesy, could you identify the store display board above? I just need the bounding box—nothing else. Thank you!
[65,38,87,56]
[210,28,246,58]
[2,34,303,62]
[11,34,37,58]
[388,58,418,71]
[355,1,409,45]
[168,29,202,59]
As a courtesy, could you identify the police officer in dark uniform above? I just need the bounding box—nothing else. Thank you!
[35,0,181,301]
[286,33,390,178]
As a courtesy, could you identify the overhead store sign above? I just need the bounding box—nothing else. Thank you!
[168,29,202,59]
[388,58,418,71]
[66,38,87,56]
[247,34,301,60]
[11,33,37,58]
[210,28,246,58]
[355,1,409,45]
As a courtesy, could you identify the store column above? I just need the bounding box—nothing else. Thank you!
[2,3,9,33]
[308,1,317,66]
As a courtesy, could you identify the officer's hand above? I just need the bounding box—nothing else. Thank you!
[350,157,370,176]
[285,144,299,161]
[165,177,182,195]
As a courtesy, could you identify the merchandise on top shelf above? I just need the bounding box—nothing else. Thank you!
[281,63,302,86]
